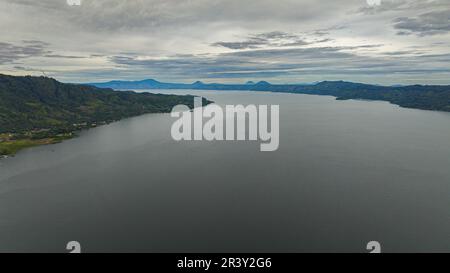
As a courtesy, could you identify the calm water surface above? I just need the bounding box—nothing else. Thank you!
[0,90,449,252]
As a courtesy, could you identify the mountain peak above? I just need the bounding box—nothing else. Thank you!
[140,79,161,84]
[255,81,271,85]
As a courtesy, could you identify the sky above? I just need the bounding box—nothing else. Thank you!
[0,0,449,85]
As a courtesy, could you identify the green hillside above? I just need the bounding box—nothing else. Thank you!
[0,74,205,155]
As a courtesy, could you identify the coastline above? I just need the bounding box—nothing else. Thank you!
[0,132,75,157]
[0,121,106,157]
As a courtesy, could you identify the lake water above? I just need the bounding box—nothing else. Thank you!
[0,89,449,253]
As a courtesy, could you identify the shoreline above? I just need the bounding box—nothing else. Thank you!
[0,133,75,157]
[0,122,103,157]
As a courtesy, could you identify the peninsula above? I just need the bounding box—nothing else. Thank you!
[0,74,209,156]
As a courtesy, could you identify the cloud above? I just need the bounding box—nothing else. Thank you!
[357,0,449,15]
[106,44,449,83]
[0,41,50,64]
[0,40,87,65]
[1,0,450,85]
[212,41,266,50]
[393,10,450,36]
[5,0,359,32]
[44,54,86,59]
[212,31,318,50]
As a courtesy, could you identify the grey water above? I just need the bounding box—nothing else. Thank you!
[0,89,449,253]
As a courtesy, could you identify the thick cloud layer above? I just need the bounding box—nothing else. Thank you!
[0,0,449,84]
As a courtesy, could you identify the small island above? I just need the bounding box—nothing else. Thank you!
[0,74,210,157]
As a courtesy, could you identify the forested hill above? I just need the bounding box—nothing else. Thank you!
[266,81,450,112]
[0,74,202,134]
[90,79,450,112]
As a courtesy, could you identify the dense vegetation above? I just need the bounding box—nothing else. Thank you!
[258,81,450,112]
[0,74,208,155]
[91,79,450,112]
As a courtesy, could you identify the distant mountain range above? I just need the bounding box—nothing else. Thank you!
[89,79,450,112]
[89,79,277,90]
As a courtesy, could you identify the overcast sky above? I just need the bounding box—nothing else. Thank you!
[0,0,449,85]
